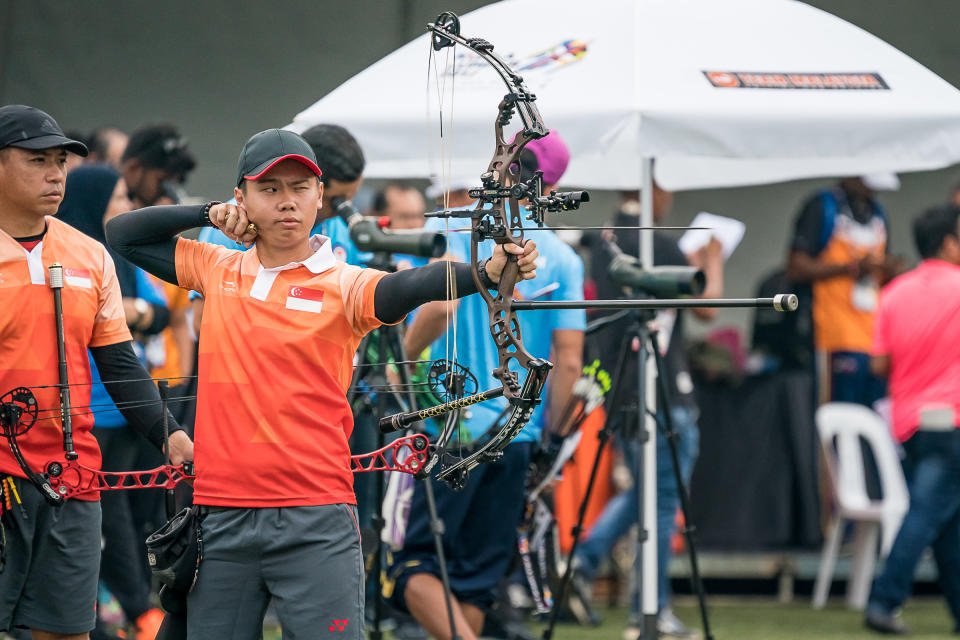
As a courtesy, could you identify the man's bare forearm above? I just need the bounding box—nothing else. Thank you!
[547,329,585,437]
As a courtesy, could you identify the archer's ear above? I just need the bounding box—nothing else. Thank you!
[234,185,244,206]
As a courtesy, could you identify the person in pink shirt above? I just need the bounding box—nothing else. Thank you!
[865,204,960,635]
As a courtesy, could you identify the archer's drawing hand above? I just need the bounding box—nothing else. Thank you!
[487,241,539,283]
[210,203,258,247]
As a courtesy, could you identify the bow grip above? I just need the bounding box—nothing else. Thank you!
[496,242,522,289]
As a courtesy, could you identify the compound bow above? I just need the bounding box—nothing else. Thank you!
[375,11,605,488]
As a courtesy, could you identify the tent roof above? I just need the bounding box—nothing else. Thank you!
[292,0,960,190]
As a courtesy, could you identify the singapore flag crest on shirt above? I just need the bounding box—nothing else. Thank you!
[286,286,324,313]
[65,268,92,288]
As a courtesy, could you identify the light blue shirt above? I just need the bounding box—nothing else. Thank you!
[425,210,586,444]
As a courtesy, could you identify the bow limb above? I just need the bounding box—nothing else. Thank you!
[43,434,431,501]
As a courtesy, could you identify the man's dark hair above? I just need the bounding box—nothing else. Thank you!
[372,181,419,213]
[88,126,124,158]
[913,204,960,259]
[122,123,196,180]
[300,124,365,185]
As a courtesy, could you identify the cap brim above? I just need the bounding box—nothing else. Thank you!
[859,172,901,192]
[10,134,89,157]
[242,154,323,183]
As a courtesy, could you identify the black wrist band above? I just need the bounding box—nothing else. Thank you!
[478,259,497,289]
[199,201,222,226]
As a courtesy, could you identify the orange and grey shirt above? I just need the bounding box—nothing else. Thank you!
[0,217,130,495]
[790,188,888,353]
[176,234,390,507]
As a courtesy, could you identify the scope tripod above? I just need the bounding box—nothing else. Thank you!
[543,307,714,640]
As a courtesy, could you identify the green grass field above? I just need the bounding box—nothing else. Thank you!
[262,598,958,639]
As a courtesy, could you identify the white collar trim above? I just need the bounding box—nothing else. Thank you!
[249,235,336,301]
[258,234,336,274]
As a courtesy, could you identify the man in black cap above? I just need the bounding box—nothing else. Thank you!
[120,123,196,208]
[0,104,193,640]
[107,127,539,638]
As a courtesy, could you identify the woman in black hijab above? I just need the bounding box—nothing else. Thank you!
[58,164,169,331]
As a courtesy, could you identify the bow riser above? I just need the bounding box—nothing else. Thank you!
[470,105,546,401]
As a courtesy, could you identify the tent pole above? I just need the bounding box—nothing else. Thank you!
[637,156,659,639]
[640,157,654,269]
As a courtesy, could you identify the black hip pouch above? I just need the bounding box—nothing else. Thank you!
[146,505,203,594]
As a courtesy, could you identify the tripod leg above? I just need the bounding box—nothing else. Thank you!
[422,477,461,640]
[648,331,715,640]
[542,330,634,640]
[370,331,388,640]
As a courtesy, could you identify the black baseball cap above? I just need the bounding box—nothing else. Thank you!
[236,128,322,186]
[0,105,88,156]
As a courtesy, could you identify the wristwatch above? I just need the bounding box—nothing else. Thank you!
[133,298,150,329]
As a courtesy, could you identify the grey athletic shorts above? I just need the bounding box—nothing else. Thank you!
[0,476,101,635]
[187,503,364,640]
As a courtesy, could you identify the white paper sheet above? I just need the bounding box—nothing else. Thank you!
[678,212,746,261]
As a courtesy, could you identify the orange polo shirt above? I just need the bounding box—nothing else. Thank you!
[176,234,391,507]
[0,217,131,497]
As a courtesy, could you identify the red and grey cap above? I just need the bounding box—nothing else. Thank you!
[0,105,88,156]
[236,128,322,186]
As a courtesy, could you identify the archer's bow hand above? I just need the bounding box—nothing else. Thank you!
[487,241,539,284]
[165,430,194,466]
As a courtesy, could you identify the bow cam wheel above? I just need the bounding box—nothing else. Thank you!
[0,387,38,437]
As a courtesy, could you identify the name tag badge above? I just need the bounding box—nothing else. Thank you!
[64,268,92,288]
[851,277,878,312]
[285,286,324,313]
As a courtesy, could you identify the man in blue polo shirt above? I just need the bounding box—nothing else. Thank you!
[389,132,585,640]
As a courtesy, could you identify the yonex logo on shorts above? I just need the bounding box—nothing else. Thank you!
[329,619,348,631]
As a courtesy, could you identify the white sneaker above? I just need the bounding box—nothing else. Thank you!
[657,607,700,639]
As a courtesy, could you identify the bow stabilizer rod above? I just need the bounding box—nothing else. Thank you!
[48,264,78,461]
[512,294,800,312]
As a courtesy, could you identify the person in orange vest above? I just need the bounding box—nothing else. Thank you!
[786,176,902,408]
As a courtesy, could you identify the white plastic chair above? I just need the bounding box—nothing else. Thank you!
[812,402,909,610]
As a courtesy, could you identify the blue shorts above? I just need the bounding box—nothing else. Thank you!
[387,442,533,612]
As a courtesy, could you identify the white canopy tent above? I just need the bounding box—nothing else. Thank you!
[291,0,960,192]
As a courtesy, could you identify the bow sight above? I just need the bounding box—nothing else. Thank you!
[468,171,591,225]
